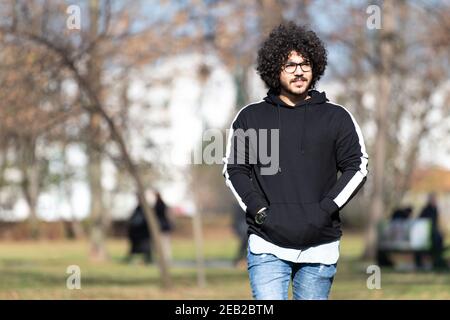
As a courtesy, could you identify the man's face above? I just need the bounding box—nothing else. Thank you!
[279,51,313,96]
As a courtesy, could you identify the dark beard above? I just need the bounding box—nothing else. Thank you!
[280,79,310,96]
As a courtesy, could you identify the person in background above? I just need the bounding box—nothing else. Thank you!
[415,193,447,269]
[154,191,174,264]
[391,206,413,221]
[126,191,174,264]
[126,200,152,263]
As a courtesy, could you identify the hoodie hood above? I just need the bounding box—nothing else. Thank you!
[264,89,328,108]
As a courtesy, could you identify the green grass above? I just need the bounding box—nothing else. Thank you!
[0,230,449,299]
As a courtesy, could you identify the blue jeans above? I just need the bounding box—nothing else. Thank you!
[247,250,337,300]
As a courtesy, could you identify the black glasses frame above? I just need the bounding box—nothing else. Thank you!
[283,62,312,73]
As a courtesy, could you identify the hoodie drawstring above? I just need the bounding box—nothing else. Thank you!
[277,102,308,173]
[277,104,282,173]
[266,90,328,162]
[300,105,307,154]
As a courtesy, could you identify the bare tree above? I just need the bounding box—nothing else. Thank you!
[0,0,173,287]
[0,30,80,237]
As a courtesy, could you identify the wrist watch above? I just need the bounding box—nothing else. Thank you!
[255,208,268,225]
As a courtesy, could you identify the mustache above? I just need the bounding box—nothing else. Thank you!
[291,77,307,83]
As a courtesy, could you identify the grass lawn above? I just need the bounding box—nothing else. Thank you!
[0,224,449,299]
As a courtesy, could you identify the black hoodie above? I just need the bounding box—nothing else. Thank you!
[223,89,369,249]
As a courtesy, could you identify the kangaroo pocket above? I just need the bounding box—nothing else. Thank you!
[261,202,334,249]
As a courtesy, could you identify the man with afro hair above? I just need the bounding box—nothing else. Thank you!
[223,22,369,300]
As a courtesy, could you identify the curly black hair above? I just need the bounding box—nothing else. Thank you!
[256,22,328,93]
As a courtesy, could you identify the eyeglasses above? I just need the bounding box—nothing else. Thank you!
[283,62,312,73]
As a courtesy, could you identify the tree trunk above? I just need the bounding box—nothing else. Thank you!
[27,159,40,239]
[87,0,108,261]
[62,143,85,240]
[363,1,395,260]
[88,113,108,260]
[258,0,284,37]
[193,209,206,287]
[19,136,40,239]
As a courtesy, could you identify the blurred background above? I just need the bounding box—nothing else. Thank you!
[0,0,449,299]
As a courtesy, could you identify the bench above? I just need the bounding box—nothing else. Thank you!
[376,218,433,267]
